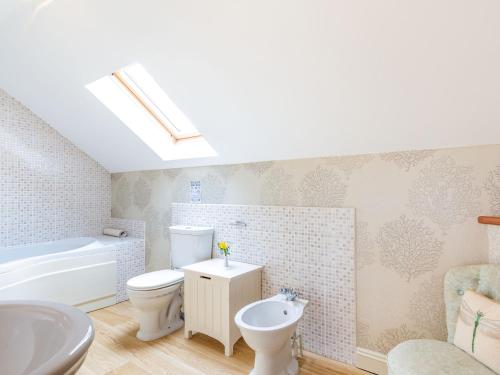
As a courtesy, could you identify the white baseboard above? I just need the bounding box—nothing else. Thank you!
[356,347,388,375]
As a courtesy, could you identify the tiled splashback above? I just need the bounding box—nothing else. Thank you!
[172,203,356,364]
[105,218,146,302]
[487,225,500,264]
[0,89,110,246]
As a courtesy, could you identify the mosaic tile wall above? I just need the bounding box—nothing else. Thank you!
[0,89,111,246]
[172,203,356,363]
[487,225,500,265]
[112,144,500,357]
[105,218,146,302]
[114,237,146,302]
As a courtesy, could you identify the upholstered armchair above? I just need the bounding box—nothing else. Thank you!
[387,264,500,375]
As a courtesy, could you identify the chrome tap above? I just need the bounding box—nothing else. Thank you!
[279,287,298,301]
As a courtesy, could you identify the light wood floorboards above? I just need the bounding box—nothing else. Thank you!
[79,302,369,375]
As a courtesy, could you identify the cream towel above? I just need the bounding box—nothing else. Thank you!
[103,228,128,238]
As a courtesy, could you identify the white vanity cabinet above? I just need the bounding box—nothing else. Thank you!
[182,258,263,356]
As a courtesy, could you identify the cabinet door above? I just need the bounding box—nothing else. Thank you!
[184,271,229,342]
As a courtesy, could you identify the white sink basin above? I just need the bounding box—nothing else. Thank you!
[0,300,94,375]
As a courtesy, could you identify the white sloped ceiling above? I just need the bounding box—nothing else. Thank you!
[1,0,499,172]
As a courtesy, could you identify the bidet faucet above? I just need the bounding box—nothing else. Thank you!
[279,287,298,301]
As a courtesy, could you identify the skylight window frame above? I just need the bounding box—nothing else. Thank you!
[112,69,201,143]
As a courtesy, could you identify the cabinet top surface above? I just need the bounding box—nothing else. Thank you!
[182,258,263,278]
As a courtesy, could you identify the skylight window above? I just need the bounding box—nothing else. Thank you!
[86,63,216,161]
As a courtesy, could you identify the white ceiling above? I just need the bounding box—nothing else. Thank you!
[1,0,499,172]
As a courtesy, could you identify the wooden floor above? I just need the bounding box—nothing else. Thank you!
[79,302,369,375]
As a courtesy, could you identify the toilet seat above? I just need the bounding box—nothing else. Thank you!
[127,270,184,291]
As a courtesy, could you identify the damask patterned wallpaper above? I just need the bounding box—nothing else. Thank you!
[0,89,111,246]
[111,144,500,354]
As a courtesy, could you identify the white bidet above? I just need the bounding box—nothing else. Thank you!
[235,294,308,375]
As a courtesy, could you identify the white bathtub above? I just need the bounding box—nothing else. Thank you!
[0,237,118,312]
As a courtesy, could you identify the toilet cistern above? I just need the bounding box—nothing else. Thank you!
[126,225,214,341]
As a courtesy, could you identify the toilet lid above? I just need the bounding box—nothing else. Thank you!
[127,270,184,291]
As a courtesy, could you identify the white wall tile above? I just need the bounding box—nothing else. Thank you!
[0,89,111,246]
[114,237,146,302]
[172,203,356,364]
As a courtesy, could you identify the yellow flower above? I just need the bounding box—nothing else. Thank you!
[218,241,229,250]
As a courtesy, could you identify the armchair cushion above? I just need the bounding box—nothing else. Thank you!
[444,265,500,342]
[387,339,496,375]
[454,290,500,373]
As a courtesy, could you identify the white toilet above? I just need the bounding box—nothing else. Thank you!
[235,293,308,375]
[126,225,213,341]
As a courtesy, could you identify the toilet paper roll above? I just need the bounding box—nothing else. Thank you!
[103,228,128,238]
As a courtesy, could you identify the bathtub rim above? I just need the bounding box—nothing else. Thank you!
[0,236,139,275]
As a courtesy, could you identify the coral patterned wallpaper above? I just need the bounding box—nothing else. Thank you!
[111,145,500,354]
